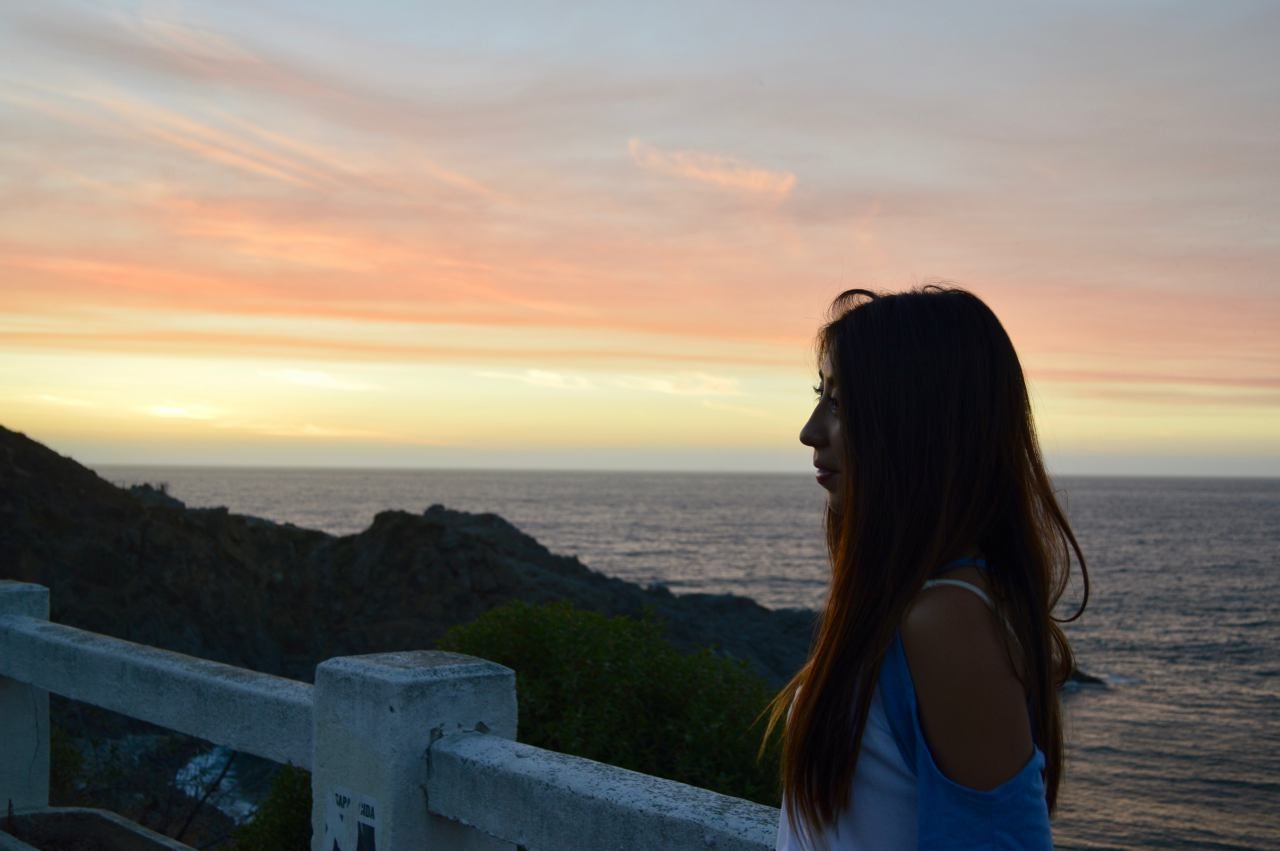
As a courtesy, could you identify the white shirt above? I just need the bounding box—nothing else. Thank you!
[775,685,916,850]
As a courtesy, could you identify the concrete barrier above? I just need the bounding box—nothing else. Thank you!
[0,582,49,813]
[0,581,780,850]
[311,651,517,851]
[428,733,777,851]
[0,603,310,768]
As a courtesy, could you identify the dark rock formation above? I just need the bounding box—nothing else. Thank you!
[0,426,815,688]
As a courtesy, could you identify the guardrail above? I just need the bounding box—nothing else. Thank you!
[0,580,778,850]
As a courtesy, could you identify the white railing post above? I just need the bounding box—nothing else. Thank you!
[0,581,51,813]
[311,650,518,851]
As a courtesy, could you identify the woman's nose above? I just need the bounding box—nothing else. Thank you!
[799,407,825,447]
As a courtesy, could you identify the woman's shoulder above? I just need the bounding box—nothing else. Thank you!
[901,573,1034,791]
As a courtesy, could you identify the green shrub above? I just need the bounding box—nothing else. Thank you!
[232,600,781,847]
[438,600,781,806]
[231,765,311,851]
[49,725,84,804]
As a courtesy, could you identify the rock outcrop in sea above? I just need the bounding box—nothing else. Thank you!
[0,425,815,688]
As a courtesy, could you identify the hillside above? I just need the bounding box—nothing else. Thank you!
[0,425,814,687]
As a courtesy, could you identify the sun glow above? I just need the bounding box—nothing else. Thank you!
[2,1,1277,474]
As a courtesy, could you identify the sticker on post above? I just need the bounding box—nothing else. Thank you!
[323,787,377,851]
[356,794,378,850]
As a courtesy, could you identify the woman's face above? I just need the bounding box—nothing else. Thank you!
[800,352,844,509]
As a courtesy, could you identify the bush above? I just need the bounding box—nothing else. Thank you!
[438,600,781,805]
[231,765,311,851]
[231,600,781,847]
[49,725,85,803]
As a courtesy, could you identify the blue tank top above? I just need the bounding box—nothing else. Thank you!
[776,558,1054,849]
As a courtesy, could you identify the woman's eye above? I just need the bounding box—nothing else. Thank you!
[812,384,823,397]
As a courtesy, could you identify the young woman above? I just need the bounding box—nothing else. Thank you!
[770,286,1088,849]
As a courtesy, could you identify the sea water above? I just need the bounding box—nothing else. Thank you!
[96,467,1280,849]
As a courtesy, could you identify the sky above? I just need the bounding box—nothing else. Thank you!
[1,0,1277,475]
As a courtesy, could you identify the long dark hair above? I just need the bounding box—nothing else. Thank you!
[764,286,1088,837]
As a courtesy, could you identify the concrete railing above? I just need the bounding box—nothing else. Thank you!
[0,581,778,850]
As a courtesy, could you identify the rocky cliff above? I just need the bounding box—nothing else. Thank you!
[0,426,814,688]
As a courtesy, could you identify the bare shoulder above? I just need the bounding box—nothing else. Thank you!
[902,578,1034,790]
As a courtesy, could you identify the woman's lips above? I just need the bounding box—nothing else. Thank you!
[815,467,839,487]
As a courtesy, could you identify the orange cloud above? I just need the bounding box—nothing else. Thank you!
[5,2,1276,447]
[1032,368,1280,391]
[628,139,796,197]
[11,7,614,194]
[1075,386,1280,408]
[0,328,799,367]
[149,196,410,272]
[0,252,265,300]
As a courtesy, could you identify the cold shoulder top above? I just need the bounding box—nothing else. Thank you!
[775,559,1053,850]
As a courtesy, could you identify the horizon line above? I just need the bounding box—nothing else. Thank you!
[87,460,1280,482]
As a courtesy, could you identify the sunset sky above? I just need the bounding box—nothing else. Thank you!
[2,0,1277,475]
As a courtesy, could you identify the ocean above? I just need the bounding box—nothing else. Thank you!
[94,466,1280,849]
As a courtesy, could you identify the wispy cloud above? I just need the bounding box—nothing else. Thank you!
[1,251,266,301]
[614,372,741,396]
[31,393,96,408]
[208,416,431,441]
[701,400,783,420]
[98,94,317,188]
[9,7,564,196]
[1073,386,1280,409]
[259,369,379,391]
[151,196,401,272]
[628,139,796,197]
[142,404,220,420]
[475,369,595,390]
[235,422,394,440]
[3,0,1277,469]
[1033,368,1280,391]
[0,327,798,366]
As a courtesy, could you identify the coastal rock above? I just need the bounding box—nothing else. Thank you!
[0,425,814,687]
